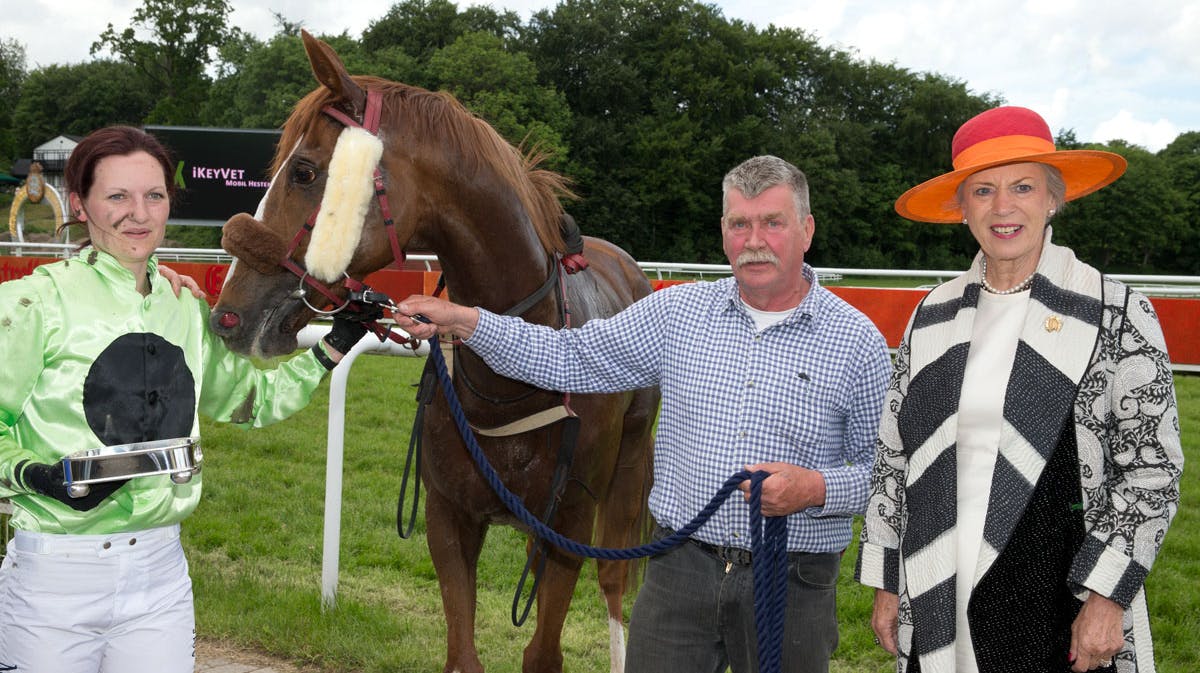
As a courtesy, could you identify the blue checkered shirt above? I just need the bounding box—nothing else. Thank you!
[465,265,892,553]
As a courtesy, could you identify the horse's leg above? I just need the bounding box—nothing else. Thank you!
[593,389,658,673]
[426,486,488,673]
[522,506,594,673]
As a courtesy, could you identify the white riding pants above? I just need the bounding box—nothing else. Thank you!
[0,524,195,673]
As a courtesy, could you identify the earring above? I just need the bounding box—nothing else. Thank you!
[962,217,968,225]
[1048,209,1056,217]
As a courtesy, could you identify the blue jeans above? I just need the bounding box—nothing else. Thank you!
[626,530,840,673]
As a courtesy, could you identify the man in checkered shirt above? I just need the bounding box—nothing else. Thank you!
[398,155,892,673]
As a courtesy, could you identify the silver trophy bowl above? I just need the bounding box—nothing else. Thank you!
[62,436,202,498]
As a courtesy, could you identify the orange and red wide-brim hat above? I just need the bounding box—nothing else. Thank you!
[895,106,1128,223]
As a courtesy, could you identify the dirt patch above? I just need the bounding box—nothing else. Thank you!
[196,637,326,672]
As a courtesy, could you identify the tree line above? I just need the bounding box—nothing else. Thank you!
[2,0,1197,273]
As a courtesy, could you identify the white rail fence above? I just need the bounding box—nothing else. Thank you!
[5,241,1200,297]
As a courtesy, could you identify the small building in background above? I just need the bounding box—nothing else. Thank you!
[11,135,83,193]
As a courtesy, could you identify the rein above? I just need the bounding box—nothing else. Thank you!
[424,334,791,673]
[406,261,580,626]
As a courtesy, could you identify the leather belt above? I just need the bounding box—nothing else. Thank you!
[656,525,755,566]
[657,524,833,571]
[690,537,754,566]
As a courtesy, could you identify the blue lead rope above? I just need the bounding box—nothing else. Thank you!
[424,335,789,672]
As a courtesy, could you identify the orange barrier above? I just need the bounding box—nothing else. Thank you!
[5,256,1199,366]
[0,256,440,308]
[159,260,443,305]
[827,286,927,348]
[1148,296,1200,367]
[0,255,52,284]
[651,276,1199,366]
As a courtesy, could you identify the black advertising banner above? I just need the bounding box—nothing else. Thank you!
[145,126,282,226]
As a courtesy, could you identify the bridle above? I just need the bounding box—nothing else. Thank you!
[266,87,564,346]
[270,89,412,344]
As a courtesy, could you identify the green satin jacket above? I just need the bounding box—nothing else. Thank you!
[0,248,327,534]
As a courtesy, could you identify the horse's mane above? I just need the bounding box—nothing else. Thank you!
[274,75,571,254]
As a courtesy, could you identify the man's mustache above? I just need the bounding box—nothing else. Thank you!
[735,249,780,267]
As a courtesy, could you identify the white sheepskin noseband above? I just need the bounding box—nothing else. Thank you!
[304,126,384,282]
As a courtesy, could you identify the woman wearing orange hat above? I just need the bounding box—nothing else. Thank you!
[855,106,1182,673]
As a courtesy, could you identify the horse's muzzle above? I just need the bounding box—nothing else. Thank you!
[222,213,291,275]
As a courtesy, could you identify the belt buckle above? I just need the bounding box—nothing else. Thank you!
[717,545,751,568]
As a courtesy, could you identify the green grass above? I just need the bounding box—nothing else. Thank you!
[181,359,1197,673]
[1145,374,1200,672]
[188,355,625,672]
[0,351,1193,671]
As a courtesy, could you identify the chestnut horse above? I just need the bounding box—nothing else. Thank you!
[209,32,658,673]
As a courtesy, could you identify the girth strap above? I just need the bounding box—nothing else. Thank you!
[471,406,574,437]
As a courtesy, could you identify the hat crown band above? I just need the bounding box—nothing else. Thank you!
[952,135,1057,172]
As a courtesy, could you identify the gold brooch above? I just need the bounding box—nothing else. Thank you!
[1044,315,1063,332]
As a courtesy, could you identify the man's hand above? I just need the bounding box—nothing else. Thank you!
[158,265,206,299]
[19,460,127,512]
[738,462,826,515]
[395,295,481,340]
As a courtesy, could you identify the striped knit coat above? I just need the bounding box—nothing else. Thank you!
[856,231,1183,673]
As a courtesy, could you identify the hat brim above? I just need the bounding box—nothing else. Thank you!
[894,150,1127,223]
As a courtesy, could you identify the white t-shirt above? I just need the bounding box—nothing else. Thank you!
[742,300,797,332]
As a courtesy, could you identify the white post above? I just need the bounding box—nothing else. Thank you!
[319,339,354,610]
[295,324,428,610]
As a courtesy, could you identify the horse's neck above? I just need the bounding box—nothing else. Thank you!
[435,231,563,407]
[435,230,560,328]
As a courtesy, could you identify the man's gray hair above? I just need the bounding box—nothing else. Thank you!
[722,155,810,219]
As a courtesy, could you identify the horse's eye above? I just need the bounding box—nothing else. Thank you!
[292,164,317,185]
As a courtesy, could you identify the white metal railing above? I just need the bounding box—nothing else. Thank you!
[294,324,427,609]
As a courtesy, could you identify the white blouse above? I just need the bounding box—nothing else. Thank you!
[955,289,1030,673]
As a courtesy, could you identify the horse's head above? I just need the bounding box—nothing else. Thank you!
[210,31,410,357]
[211,31,575,358]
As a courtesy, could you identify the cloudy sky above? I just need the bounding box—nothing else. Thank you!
[8,0,1198,152]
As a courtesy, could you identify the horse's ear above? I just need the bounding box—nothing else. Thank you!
[300,29,367,122]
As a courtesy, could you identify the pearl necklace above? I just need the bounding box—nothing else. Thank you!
[980,257,1035,295]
